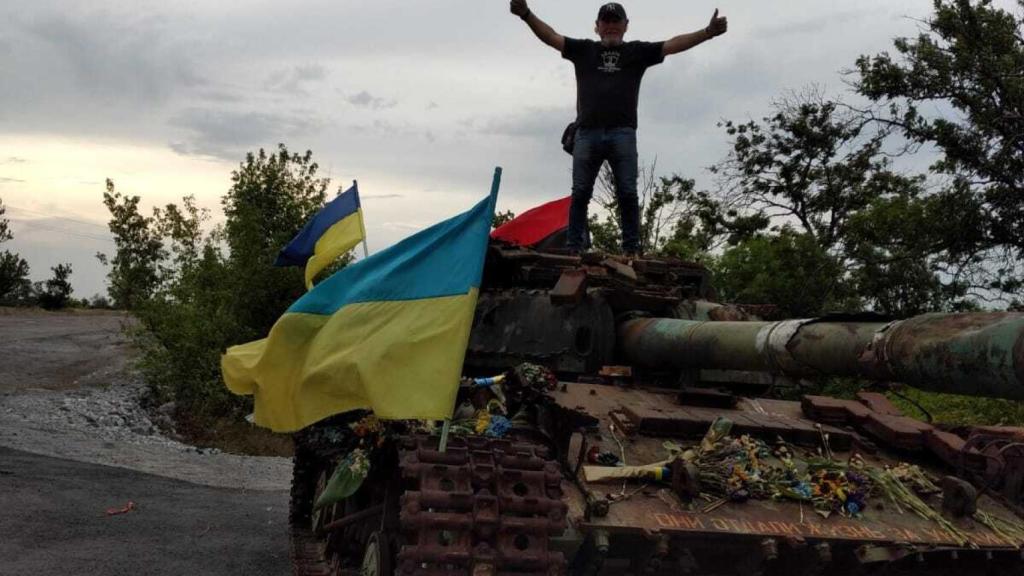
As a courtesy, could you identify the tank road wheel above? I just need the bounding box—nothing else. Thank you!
[290,419,401,576]
[290,440,341,575]
[361,532,393,576]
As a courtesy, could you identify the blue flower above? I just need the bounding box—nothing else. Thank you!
[792,482,813,499]
[485,415,512,437]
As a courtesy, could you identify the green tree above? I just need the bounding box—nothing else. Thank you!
[0,198,10,243]
[155,195,206,286]
[710,90,967,315]
[222,145,328,337]
[492,209,515,229]
[0,253,31,304]
[853,0,1024,294]
[713,91,922,250]
[712,231,856,317]
[842,188,982,315]
[37,263,73,310]
[0,198,31,304]
[97,179,165,309]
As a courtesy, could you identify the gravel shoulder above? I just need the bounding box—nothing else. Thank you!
[0,309,291,491]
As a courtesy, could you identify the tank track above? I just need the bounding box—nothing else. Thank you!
[290,434,344,576]
[396,434,569,576]
[291,524,337,576]
[289,431,569,576]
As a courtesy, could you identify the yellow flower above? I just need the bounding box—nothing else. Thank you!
[474,411,491,434]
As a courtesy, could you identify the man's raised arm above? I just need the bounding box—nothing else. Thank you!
[662,8,727,56]
[510,0,565,52]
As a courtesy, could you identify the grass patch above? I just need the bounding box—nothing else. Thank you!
[819,378,1024,427]
[887,388,1024,427]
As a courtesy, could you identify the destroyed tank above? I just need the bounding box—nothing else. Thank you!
[289,242,1024,576]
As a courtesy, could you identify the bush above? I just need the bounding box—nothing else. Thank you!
[103,145,332,421]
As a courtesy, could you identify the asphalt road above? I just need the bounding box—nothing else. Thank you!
[0,447,291,575]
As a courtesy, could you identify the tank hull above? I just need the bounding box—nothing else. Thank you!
[288,246,1024,575]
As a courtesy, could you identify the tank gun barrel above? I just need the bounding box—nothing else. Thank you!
[619,312,1024,400]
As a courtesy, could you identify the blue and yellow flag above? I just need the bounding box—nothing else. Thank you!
[222,169,501,432]
[275,183,366,289]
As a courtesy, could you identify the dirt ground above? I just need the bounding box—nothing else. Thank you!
[0,308,133,393]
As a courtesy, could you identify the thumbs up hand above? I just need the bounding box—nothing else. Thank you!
[510,0,530,18]
[706,8,728,37]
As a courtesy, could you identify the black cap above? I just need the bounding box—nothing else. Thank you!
[597,2,627,21]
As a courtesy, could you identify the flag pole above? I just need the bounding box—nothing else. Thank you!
[438,167,502,454]
[354,179,369,259]
[438,419,451,453]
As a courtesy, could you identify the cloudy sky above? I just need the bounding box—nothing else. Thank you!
[0,0,969,298]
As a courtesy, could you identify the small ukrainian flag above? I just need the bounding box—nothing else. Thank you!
[275,182,366,289]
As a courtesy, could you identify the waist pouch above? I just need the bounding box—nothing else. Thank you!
[561,121,577,155]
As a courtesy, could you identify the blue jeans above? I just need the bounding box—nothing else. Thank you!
[567,127,640,253]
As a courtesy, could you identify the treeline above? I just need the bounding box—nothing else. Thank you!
[0,199,82,310]
[589,0,1023,318]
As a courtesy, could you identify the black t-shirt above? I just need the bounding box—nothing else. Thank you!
[562,38,665,129]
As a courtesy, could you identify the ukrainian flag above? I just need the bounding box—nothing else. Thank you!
[222,169,501,432]
[275,182,366,289]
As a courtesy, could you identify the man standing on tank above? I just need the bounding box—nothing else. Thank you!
[509,1,727,256]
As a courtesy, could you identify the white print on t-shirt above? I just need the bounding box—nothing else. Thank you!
[599,51,621,73]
